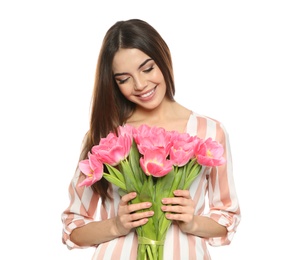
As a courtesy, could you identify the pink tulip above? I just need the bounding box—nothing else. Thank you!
[92,131,132,166]
[140,148,173,177]
[78,153,104,187]
[134,124,172,156]
[118,124,134,137]
[194,138,226,166]
[169,132,196,166]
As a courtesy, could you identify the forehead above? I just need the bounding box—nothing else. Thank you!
[112,48,150,72]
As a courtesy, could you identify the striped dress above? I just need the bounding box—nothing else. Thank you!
[61,112,241,260]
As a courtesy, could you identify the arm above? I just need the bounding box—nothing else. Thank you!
[204,123,241,245]
[161,122,241,245]
[61,167,154,249]
[69,192,154,247]
[70,218,121,247]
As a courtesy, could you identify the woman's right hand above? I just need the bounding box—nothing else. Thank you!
[113,192,154,236]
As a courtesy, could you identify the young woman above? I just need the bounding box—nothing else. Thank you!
[61,19,241,259]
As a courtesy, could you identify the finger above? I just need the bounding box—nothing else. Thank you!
[161,202,194,214]
[128,210,154,222]
[127,202,153,214]
[162,204,185,213]
[120,192,137,205]
[124,217,150,230]
[118,209,154,231]
[173,189,191,198]
[165,212,188,221]
[162,197,190,206]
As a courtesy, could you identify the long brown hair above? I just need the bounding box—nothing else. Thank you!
[80,19,175,203]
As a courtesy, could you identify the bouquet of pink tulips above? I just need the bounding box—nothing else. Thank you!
[78,124,226,260]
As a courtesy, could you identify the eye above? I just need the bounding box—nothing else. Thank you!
[143,66,154,73]
[117,77,130,84]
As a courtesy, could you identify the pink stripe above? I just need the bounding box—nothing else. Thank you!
[173,224,180,260]
[218,164,232,207]
[97,242,109,260]
[109,185,116,217]
[88,192,99,216]
[74,172,94,217]
[201,239,210,260]
[172,168,202,260]
[188,235,196,260]
[94,185,115,259]
[112,236,125,259]
[100,185,113,220]
[68,182,75,208]
[75,169,86,199]
[194,173,207,215]
[130,234,138,259]
[100,203,108,220]
[215,125,232,207]
[196,117,207,139]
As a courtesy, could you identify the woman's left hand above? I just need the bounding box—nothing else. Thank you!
[161,190,196,234]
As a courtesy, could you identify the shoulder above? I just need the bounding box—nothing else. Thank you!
[191,111,221,124]
[188,112,228,141]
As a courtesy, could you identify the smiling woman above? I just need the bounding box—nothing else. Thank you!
[61,18,241,260]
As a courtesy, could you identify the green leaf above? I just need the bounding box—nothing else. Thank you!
[183,164,202,190]
[120,160,140,192]
[105,164,125,182]
[129,142,147,185]
[139,176,154,202]
[103,173,126,190]
[141,214,157,240]
[118,188,127,197]
[154,169,174,224]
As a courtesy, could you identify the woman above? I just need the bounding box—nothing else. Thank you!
[61,19,241,259]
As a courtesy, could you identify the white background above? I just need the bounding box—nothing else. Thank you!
[0,0,301,259]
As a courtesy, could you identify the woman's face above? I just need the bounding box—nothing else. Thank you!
[112,48,166,110]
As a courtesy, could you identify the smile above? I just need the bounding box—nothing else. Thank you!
[139,88,155,98]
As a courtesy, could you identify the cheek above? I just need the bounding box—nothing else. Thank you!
[153,71,166,92]
[153,69,164,82]
[118,85,132,98]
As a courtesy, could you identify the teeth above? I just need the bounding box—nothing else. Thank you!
[141,89,154,98]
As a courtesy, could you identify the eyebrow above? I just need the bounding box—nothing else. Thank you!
[113,58,153,77]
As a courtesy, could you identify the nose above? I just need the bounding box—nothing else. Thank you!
[133,75,147,91]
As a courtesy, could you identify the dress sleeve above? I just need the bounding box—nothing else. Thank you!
[61,166,100,249]
[204,122,241,246]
